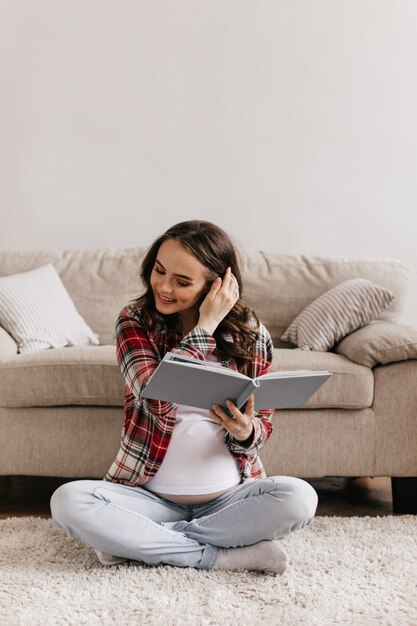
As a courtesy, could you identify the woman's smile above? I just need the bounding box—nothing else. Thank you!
[157,292,177,305]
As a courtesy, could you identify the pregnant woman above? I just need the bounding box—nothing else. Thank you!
[50,220,318,574]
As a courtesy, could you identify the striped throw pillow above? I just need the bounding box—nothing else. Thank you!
[280,278,395,352]
[0,264,99,354]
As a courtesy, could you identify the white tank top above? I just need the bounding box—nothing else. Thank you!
[145,354,241,495]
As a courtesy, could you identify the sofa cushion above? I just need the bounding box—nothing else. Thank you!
[335,321,417,368]
[280,278,395,351]
[272,349,374,409]
[0,346,373,410]
[0,346,123,408]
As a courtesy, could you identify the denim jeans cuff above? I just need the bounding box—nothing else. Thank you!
[198,543,219,569]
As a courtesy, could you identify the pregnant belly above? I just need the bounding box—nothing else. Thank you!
[146,486,236,504]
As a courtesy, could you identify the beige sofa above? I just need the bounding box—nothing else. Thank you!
[0,247,416,513]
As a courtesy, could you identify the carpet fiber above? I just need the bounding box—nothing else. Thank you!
[1,515,417,625]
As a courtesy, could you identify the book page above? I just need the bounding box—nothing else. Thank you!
[165,359,246,378]
[258,370,330,380]
[165,351,225,369]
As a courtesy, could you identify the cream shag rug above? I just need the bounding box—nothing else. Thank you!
[1,515,417,626]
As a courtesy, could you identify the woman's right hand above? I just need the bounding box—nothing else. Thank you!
[198,267,239,335]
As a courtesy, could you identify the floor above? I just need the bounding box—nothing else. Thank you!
[0,475,394,520]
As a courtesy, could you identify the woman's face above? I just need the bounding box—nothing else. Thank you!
[150,239,211,326]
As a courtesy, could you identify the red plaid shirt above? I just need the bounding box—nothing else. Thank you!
[104,305,275,486]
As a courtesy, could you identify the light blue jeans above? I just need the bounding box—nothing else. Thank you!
[50,476,318,569]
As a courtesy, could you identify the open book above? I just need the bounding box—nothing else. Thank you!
[140,351,332,412]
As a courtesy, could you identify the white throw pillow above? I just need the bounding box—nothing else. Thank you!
[0,264,99,353]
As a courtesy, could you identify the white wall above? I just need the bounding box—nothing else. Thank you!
[1,1,416,324]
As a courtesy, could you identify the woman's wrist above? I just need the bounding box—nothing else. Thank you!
[197,317,218,336]
[233,424,254,444]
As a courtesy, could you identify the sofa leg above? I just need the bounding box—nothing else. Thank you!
[391,477,417,514]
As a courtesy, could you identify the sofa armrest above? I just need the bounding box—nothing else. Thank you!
[0,326,18,360]
[334,320,417,368]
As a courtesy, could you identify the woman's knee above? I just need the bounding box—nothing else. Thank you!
[270,476,318,529]
[50,480,96,529]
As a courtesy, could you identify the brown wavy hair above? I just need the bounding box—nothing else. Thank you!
[130,220,260,376]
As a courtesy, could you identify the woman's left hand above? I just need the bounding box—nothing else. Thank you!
[209,394,255,442]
